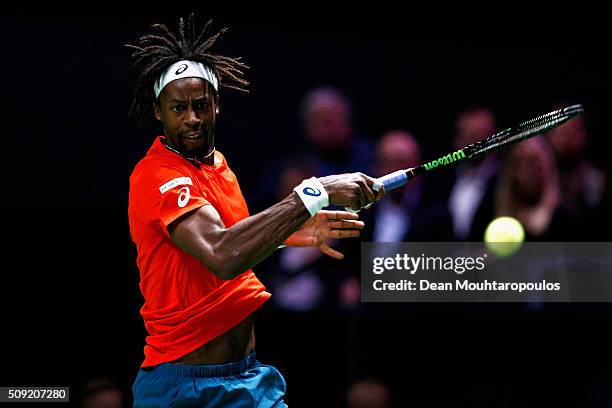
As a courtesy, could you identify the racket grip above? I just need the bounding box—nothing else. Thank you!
[376,170,411,192]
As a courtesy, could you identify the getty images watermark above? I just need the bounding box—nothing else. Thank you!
[361,243,612,302]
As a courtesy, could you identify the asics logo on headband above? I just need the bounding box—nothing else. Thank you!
[175,64,188,75]
[154,60,219,98]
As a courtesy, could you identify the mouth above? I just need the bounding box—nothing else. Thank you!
[183,131,205,140]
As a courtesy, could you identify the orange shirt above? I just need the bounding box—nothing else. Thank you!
[128,137,271,367]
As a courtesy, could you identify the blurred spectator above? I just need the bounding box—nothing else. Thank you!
[259,160,344,312]
[251,86,373,212]
[255,86,374,311]
[299,86,373,176]
[545,102,604,220]
[371,130,422,242]
[446,106,500,240]
[80,377,124,408]
[347,132,456,382]
[346,379,391,408]
[472,138,572,240]
[361,130,454,243]
[586,165,612,239]
[252,90,377,404]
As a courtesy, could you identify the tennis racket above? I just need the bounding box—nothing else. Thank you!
[372,104,584,192]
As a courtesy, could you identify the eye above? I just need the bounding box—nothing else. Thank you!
[171,105,185,113]
[194,101,211,111]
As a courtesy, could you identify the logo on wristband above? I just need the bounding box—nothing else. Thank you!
[303,187,321,197]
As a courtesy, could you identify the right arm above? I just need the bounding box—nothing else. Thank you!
[170,173,382,280]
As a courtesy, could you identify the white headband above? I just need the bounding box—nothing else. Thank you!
[154,60,219,99]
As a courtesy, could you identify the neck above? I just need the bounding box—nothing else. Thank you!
[200,147,216,166]
[161,137,216,166]
[200,129,216,166]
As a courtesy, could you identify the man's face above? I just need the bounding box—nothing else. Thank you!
[508,140,552,201]
[376,133,421,177]
[546,117,587,162]
[375,131,422,200]
[154,78,218,153]
[453,109,496,150]
[305,97,351,149]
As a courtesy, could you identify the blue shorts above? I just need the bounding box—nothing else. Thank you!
[133,352,287,407]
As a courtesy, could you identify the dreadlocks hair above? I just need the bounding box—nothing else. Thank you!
[126,14,249,124]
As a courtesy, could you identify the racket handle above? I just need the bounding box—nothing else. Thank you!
[344,170,410,213]
[375,170,411,192]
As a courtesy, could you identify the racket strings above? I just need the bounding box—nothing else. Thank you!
[470,115,571,157]
[484,110,564,145]
[483,105,583,147]
[465,105,583,158]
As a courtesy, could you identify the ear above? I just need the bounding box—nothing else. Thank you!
[214,94,220,115]
[153,101,162,121]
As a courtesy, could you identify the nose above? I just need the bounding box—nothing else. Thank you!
[185,106,201,127]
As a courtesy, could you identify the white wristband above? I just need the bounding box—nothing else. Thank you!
[293,177,329,216]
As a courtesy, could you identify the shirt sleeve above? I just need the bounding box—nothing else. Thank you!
[135,164,211,238]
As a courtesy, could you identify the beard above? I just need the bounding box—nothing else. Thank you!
[175,124,215,157]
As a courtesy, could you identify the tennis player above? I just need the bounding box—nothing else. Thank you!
[126,15,383,407]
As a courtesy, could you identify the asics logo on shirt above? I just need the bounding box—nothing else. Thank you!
[177,187,190,207]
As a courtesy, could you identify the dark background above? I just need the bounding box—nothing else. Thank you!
[1,8,611,407]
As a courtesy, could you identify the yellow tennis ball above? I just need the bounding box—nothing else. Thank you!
[484,216,525,257]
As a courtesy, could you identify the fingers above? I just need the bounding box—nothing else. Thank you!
[351,182,367,211]
[319,242,344,260]
[374,185,386,201]
[367,176,386,201]
[319,211,364,230]
[330,229,361,239]
[340,173,373,211]
[372,178,383,193]
[357,173,377,205]
[355,173,384,209]
[319,210,359,220]
[329,220,364,230]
